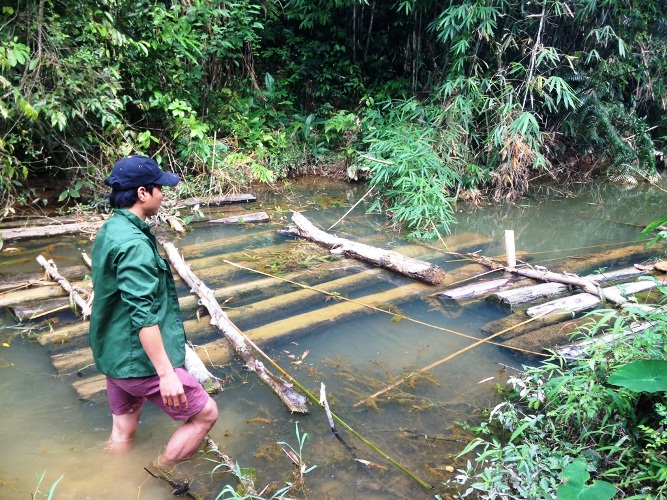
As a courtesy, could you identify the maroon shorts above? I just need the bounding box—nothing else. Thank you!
[106,367,210,421]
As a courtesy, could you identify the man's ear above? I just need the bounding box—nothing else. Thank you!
[137,186,146,202]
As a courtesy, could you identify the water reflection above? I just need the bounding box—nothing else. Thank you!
[1,178,666,498]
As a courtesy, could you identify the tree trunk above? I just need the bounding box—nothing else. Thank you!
[279,211,446,285]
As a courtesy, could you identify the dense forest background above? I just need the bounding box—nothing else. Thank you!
[1,0,665,237]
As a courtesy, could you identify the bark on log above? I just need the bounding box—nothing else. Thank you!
[491,266,647,307]
[437,278,518,301]
[526,278,667,317]
[1,221,104,241]
[159,238,309,414]
[279,211,446,285]
[180,193,256,206]
[553,321,655,361]
[210,212,270,224]
[36,255,93,319]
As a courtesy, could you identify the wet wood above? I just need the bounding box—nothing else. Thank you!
[437,278,518,301]
[491,266,647,307]
[279,211,447,285]
[526,278,667,317]
[180,193,256,206]
[0,220,104,241]
[9,297,72,321]
[554,321,654,361]
[210,212,269,224]
[36,255,93,318]
[160,239,309,414]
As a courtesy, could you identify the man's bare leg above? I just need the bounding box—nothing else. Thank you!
[158,397,218,466]
[108,408,143,453]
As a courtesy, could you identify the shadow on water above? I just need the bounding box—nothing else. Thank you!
[1,177,666,498]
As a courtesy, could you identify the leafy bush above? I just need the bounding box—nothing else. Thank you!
[452,301,667,498]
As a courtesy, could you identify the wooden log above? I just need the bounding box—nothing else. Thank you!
[553,321,655,361]
[0,220,104,241]
[9,297,73,321]
[279,211,446,285]
[36,255,92,318]
[491,266,647,307]
[180,193,256,206]
[210,212,270,224]
[437,278,518,301]
[160,239,309,414]
[526,278,667,317]
[53,256,535,402]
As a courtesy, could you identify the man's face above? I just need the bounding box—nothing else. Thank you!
[142,185,164,217]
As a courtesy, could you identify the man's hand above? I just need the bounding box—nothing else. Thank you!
[159,369,188,409]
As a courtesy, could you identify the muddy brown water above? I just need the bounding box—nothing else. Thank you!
[1,178,666,499]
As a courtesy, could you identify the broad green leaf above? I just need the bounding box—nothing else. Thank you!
[557,461,615,500]
[608,360,667,393]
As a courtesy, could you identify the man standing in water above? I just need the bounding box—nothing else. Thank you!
[89,155,218,469]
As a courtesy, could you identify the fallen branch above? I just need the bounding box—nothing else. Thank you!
[36,255,93,319]
[279,211,446,285]
[203,435,257,496]
[159,238,309,414]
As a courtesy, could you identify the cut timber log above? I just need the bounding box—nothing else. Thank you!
[491,266,647,307]
[181,193,256,206]
[526,278,667,317]
[437,278,519,301]
[279,211,446,285]
[0,220,104,241]
[160,239,309,414]
[553,321,656,361]
[210,212,270,224]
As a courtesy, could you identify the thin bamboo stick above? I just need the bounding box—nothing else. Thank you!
[353,311,552,408]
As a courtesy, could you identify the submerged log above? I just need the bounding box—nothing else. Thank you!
[160,239,309,414]
[210,212,270,224]
[279,211,446,285]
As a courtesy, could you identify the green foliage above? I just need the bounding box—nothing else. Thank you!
[1,0,665,216]
[608,360,667,394]
[357,97,461,238]
[556,461,615,500]
[451,293,667,497]
[33,471,63,499]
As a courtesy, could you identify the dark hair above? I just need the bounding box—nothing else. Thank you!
[108,184,157,209]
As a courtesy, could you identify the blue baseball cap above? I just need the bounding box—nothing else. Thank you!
[105,155,180,191]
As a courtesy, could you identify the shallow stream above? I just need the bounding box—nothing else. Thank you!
[1,178,666,499]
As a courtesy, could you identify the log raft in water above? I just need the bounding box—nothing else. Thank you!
[279,211,447,285]
[525,278,667,318]
[490,266,647,307]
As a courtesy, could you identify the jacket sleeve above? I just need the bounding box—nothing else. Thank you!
[113,240,161,332]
